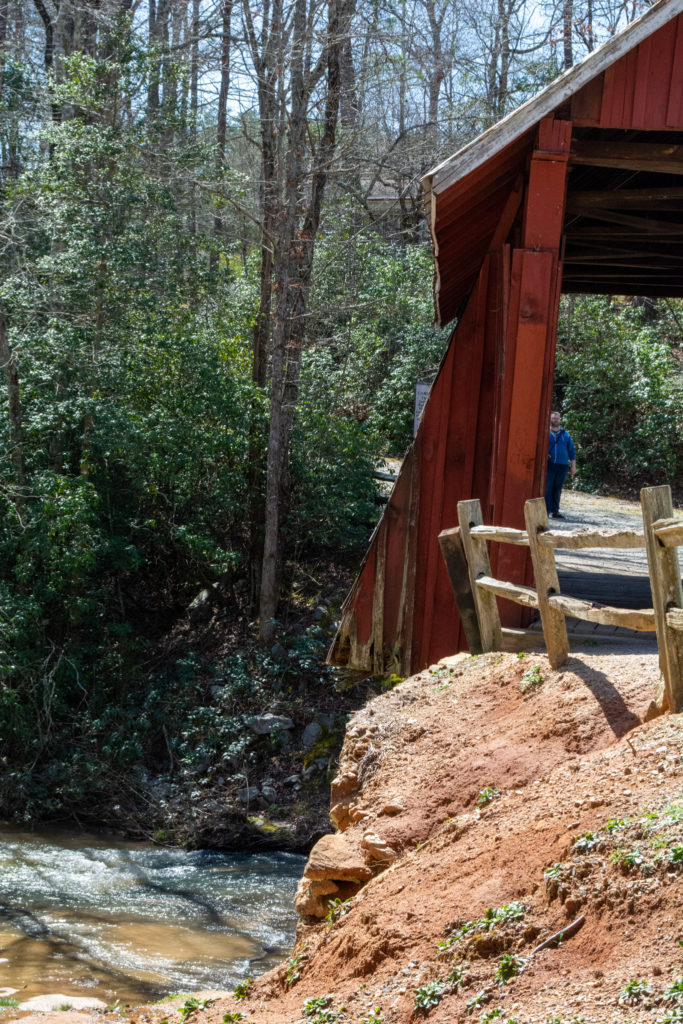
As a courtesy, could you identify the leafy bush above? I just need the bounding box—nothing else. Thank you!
[556,296,683,493]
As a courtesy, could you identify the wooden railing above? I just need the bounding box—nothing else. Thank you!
[438,485,683,714]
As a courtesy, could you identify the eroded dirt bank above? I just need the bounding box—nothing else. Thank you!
[13,650,683,1023]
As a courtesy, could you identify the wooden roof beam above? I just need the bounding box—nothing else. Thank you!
[570,141,683,174]
[566,187,683,210]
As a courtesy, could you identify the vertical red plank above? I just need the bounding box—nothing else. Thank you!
[632,25,675,128]
[666,14,683,127]
[571,74,604,125]
[420,261,492,665]
[601,49,637,127]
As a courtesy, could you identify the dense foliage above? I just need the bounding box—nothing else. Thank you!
[556,297,683,495]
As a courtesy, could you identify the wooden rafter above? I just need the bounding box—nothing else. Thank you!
[570,140,683,174]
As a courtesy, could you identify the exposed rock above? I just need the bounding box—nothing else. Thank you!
[302,721,324,747]
[271,642,289,662]
[261,784,277,802]
[284,774,301,785]
[304,832,372,883]
[331,770,359,798]
[381,801,405,815]
[294,877,339,918]
[330,802,351,831]
[19,996,107,1012]
[361,831,398,863]
[246,714,295,735]
[237,786,260,803]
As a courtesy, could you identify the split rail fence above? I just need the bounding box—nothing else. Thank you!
[438,485,683,713]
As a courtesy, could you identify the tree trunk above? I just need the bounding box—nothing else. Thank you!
[0,306,26,499]
[214,0,233,238]
[563,0,573,69]
[258,0,349,640]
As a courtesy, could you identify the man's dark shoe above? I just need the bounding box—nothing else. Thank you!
[552,512,565,519]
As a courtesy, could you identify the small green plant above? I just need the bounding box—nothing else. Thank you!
[612,847,645,871]
[605,818,626,833]
[619,977,651,1004]
[494,953,525,985]
[479,1009,503,1022]
[477,786,501,808]
[325,896,352,925]
[662,1009,683,1023]
[669,845,683,865]
[665,978,683,1003]
[572,831,599,853]
[516,651,526,660]
[304,996,332,1016]
[520,664,542,692]
[413,980,445,1014]
[222,1015,243,1023]
[362,1010,383,1024]
[302,995,345,1023]
[233,980,251,1002]
[448,964,466,989]
[466,991,489,1014]
[179,999,216,1021]
[285,952,307,987]
[544,862,563,881]
[380,673,404,690]
[58,1005,74,1013]
[0,1000,19,1009]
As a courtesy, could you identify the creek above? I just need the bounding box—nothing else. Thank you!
[0,827,304,1006]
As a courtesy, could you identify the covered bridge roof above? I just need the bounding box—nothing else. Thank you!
[422,0,683,325]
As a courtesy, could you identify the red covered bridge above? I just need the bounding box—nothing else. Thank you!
[329,0,683,675]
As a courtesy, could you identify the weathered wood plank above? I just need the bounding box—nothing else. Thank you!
[476,574,539,608]
[667,607,683,631]
[652,517,683,548]
[438,527,483,655]
[641,485,683,713]
[566,187,683,210]
[538,528,646,550]
[570,141,683,174]
[457,499,503,653]
[547,593,656,631]
[469,525,530,546]
[524,498,569,668]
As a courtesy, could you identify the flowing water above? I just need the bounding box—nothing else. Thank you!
[0,827,304,1006]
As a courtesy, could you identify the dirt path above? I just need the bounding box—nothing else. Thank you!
[555,489,683,577]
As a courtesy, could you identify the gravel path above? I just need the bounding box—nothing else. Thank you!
[553,488,683,576]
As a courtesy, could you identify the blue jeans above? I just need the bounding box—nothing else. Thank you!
[545,462,569,515]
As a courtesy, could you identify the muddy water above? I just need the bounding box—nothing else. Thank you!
[0,828,304,1006]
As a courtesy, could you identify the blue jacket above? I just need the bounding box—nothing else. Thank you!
[548,428,576,466]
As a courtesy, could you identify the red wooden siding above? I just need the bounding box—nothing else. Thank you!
[572,11,683,128]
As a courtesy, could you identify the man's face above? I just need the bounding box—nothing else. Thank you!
[550,413,561,430]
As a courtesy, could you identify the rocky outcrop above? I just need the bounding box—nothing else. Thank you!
[296,715,404,921]
[294,833,373,919]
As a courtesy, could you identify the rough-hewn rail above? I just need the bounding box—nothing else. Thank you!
[441,485,683,712]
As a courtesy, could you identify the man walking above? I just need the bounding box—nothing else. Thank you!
[545,411,576,519]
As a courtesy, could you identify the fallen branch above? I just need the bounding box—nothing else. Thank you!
[529,914,585,956]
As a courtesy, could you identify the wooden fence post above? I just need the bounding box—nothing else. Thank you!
[438,527,483,655]
[457,500,503,653]
[641,485,683,713]
[524,497,569,668]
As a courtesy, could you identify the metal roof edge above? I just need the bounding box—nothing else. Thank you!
[422,0,683,201]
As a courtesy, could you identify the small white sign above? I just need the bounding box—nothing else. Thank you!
[413,382,431,437]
